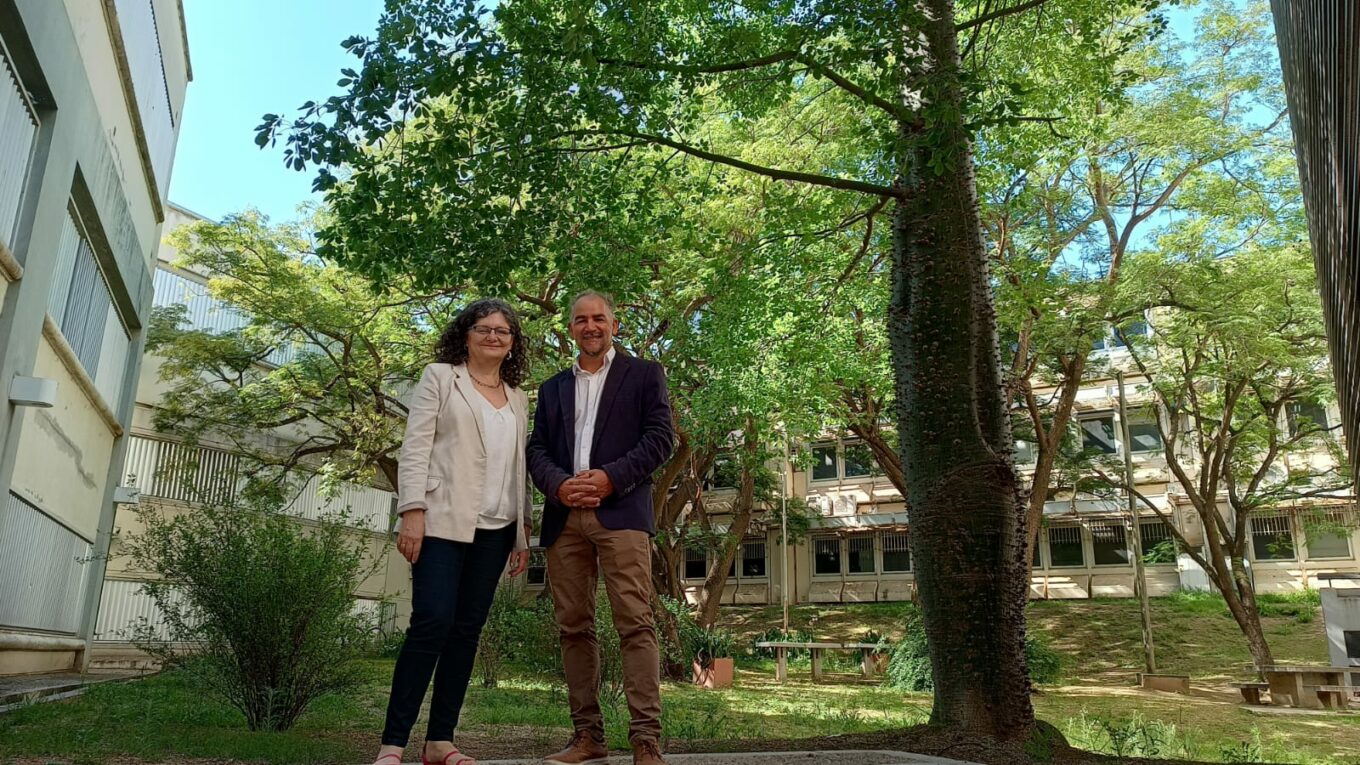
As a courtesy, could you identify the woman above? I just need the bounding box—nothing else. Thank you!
[373,298,534,765]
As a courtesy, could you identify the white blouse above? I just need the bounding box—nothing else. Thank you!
[476,393,519,530]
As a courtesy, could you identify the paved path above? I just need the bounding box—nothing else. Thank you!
[457,751,981,765]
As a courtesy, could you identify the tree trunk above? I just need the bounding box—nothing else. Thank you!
[1226,561,1276,669]
[888,0,1035,739]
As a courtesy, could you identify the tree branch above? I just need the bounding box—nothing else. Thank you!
[957,0,1051,31]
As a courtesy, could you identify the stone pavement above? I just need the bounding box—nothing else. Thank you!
[473,751,982,765]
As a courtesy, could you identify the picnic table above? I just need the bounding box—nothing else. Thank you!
[756,641,882,682]
[1257,665,1360,709]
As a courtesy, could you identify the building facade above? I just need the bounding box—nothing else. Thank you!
[87,205,414,664]
[0,0,190,676]
[524,356,1358,607]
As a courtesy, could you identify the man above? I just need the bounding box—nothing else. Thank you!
[528,290,675,765]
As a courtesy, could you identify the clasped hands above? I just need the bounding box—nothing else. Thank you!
[557,468,614,509]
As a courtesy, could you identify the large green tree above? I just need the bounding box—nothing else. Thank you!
[262,0,1168,738]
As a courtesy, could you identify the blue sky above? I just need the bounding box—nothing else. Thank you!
[165,1,1227,227]
[166,0,384,223]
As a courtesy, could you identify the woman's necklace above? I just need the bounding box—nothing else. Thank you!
[468,370,502,390]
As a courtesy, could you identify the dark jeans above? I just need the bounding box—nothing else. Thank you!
[381,523,516,746]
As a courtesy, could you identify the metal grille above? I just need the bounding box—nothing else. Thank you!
[813,535,841,575]
[1250,514,1296,560]
[848,533,875,573]
[1272,0,1360,486]
[1091,523,1130,565]
[0,492,90,634]
[284,471,394,533]
[882,530,911,572]
[114,0,176,193]
[0,39,37,252]
[684,545,706,579]
[741,538,767,578]
[1047,525,1085,567]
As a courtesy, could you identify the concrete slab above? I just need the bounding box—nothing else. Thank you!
[470,751,982,765]
[0,670,145,713]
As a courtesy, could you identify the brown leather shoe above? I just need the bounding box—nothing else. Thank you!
[543,731,608,764]
[631,739,667,765]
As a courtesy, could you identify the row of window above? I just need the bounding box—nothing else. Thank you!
[522,509,1356,587]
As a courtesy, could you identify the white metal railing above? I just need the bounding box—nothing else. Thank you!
[0,41,37,253]
[114,0,176,195]
[125,436,394,533]
[153,267,303,367]
[0,492,90,634]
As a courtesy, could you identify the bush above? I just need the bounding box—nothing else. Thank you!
[476,587,562,686]
[125,502,378,731]
[659,596,705,670]
[884,607,1062,691]
[751,626,815,659]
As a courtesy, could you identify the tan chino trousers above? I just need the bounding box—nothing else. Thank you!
[546,508,662,744]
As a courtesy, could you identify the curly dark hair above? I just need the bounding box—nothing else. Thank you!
[434,298,529,389]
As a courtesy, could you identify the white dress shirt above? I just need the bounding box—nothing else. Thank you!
[573,347,616,474]
[476,392,519,530]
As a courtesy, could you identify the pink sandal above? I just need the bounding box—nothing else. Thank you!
[422,746,475,765]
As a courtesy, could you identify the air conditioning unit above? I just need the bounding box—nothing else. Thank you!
[808,495,833,515]
[833,496,858,517]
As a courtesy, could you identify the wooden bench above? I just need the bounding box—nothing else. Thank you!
[756,641,882,682]
[1303,684,1359,710]
[1230,681,1269,705]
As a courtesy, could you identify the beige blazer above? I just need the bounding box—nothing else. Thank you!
[396,362,531,552]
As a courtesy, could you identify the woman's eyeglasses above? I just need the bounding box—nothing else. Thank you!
[470,326,513,338]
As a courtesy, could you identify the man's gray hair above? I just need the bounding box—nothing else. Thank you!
[569,289,617,321]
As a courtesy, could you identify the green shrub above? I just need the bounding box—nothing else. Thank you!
[125,502,378,731]
[884,607,1062,691]
[659,596,705,669]
[693,627,737,668]
[751,626,815,659]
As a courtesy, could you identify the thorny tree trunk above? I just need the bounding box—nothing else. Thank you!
[889,0,1034,739]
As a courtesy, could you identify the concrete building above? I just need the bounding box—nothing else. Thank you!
[525,353,1358,607]
[86,204,414,665]
[0,0,190,676]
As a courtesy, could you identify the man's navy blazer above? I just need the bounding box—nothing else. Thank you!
[527,353,675,549]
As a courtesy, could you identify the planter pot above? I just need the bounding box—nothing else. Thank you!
[692,657,734,689]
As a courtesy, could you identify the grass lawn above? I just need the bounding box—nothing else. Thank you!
[1,594,1354,765]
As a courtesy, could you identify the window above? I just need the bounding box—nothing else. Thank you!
[527,550,547,585]
[1109,319,1149,348]
[684,547,706,579]
[843,442,875,478]
[811,444,839,481]
[1250,515,1296,561]
[1080,416,1119,455]
[741,539,767,578]
[706,454,740,490]
[0,42,38,254]
[847,534,875,574]
[1288,402,1329,437]
[1031,536,1043,569]
[1127,415,1163,453]
[1140,520,1177,564]
[1014,439,1037,466]
[46,208,130,406]
[882,531,911,572]
[1346,630,1360,661]
[813,536,841,575]
[1048,526,1085,567]
[1304,510,1352,560]
[1091,523,1130,565]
